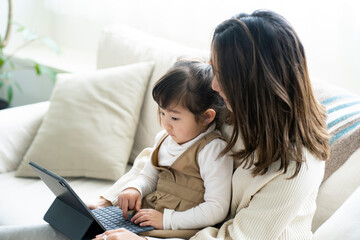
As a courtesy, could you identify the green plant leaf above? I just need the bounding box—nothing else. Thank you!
[0,72,9,80]
[11,21,25,32]
[34,63,41,75]
[3,21,60,103]
[11,22,38,41]
[41,36,60,55]
[14,81,23,93]
[33,63,57,83]
[7,85,13,104]
[8,60,15,69]
[23,29,38,41]
[0,57,4,68]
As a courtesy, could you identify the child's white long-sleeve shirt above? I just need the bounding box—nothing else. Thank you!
[122,124,233,230]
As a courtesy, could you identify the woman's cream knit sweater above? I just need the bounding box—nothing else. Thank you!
[191,150,325,240]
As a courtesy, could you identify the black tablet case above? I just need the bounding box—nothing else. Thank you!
[29,162,105,240]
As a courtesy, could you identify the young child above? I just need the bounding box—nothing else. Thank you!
[118,59,233,232]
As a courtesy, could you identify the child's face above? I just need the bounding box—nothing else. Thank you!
[159,104,207,145]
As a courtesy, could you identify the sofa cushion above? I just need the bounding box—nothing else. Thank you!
[314,185,360,240]
[312,148,360,230]
[312,78,360,181]
[15,62,154,180]
[311,78,360,230]
[97,24,209,163]
[0,102,49,173]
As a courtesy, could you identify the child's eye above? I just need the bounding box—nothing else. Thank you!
[171,117,179,121]
[159,111,165,116]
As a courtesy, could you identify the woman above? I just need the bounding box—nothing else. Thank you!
[93,9,330,240]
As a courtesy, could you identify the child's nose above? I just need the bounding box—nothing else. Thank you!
[163,119,172,130]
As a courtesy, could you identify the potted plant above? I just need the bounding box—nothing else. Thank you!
[0,0,59,109]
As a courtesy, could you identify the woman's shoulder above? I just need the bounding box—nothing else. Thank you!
[300,149,326,178]
[233,149,325,185]
[269,149,325,183]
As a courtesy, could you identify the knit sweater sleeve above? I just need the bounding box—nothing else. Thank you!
[190,153,325,240]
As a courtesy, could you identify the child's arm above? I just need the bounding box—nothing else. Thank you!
[121,160,159,197]
[163,139,233,230]
[118,160,159,218]
[117,131,165,218]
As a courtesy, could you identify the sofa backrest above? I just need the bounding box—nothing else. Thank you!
[96,24,209,163]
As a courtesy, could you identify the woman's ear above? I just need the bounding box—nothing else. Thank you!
[202,109,216,126]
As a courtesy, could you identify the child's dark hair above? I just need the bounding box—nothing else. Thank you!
[152,58,224,124]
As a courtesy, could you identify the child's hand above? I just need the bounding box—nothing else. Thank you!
[86,196,112,210]
[131,209,164,230]
[118,188,142,220]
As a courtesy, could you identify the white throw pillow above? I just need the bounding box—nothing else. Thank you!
[15,62,154,180]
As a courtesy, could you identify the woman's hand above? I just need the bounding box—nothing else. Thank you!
[131,209,163,230]
[92,228,146,240]
[87,196,112,210]
[118,188,142,220]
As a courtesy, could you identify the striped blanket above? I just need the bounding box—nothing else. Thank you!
[312,79,360,182]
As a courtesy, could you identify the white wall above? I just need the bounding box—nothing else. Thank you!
[3,0,360,106]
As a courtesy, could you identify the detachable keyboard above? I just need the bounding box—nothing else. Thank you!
[92,206,154,234]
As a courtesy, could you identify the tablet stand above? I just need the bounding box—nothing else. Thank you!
[44,197,103,240]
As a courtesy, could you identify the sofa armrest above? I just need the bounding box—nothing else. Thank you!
[0,101,50,173]
[314,185,360,240]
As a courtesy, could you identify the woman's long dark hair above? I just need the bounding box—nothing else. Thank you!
[211,10,330,177]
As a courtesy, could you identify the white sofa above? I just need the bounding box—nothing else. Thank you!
[0,24,360,240]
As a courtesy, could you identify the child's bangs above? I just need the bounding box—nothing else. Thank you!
[153,70,188,109]
[157,90,186,110]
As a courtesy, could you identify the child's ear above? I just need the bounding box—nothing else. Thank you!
[202,109,216,126]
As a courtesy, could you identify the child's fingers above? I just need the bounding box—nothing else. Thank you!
[121,200,129,219]
[127,199,135,210]
[132,211,151,224]
[135,198,142,212]
[139,220,152,227]
[131,211,143,222]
